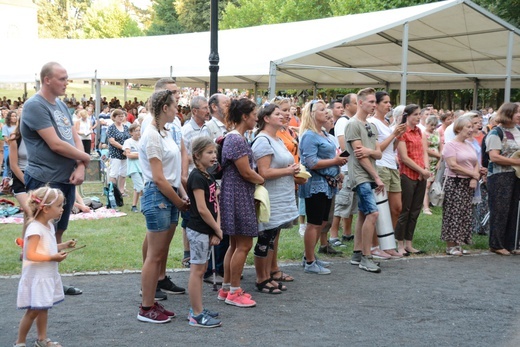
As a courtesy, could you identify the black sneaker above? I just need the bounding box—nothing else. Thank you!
[342,235,354,242]
[158,276,186,295]
[139,287,167,301]
[318,244,341,255]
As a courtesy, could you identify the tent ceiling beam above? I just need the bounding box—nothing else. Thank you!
[278,63,517,79]
[377,32,472,78]
[235,76,256,84]
[316,52,388,85]
[277,68,315,85]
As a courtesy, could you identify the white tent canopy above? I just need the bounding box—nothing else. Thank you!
[1,0,519,99]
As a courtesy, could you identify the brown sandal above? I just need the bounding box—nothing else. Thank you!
[270,270,294,282]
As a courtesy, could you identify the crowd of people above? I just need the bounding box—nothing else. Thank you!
[4,62,520,346]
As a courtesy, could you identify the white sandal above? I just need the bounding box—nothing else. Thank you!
[446,247,462,256]
[34,338,62,347]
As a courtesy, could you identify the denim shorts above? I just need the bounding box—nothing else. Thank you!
[186,227,210,265]
[354,182,378,215]
[141,182,179,232]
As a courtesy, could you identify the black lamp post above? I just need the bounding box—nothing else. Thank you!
[209,0,219,95]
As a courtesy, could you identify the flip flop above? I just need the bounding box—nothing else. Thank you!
[63,285,83,295]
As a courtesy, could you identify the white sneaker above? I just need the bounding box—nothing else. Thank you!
[304,261,331,275]
[298,224,306,237]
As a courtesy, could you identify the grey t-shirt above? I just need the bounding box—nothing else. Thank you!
[21,94,77,183]
[252,133,298,231]
[345,118,379,189]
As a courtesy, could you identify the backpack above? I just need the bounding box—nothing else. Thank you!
[104,182,123,208]
[481,127,503,169]
[480,125,520,169]
[210,135,226,179]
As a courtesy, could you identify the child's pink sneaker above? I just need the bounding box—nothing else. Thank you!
[224,289,256,307]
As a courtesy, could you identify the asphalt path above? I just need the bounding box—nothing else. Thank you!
[2,253,520,347]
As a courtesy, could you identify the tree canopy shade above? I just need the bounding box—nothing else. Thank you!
[2,0,519,100]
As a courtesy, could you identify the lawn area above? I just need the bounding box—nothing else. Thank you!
[0,82,155,104]
[0,179,490,276]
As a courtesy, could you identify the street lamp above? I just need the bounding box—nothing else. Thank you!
[209,0,219,95]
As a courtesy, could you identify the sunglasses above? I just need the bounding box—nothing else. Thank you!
[365,123,374,137]
[309,99,319,112]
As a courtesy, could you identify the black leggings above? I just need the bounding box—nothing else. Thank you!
[254,227,280,258]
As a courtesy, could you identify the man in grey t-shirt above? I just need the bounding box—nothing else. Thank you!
[344,87,384,273]
[21,62,91,295]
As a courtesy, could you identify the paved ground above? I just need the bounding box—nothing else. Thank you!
[2,253,520,347]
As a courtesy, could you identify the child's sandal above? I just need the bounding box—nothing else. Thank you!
[34,338,62,347]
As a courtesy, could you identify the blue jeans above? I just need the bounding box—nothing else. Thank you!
[141,181,179,232]
[354,182,378,215]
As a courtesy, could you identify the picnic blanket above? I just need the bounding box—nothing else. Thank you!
[0,207,127,225]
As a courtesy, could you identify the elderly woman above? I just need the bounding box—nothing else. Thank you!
[299,100,347,274]
[485,103,520,255]
[395,104,431,255]
[252,104,300,293]
[107,109,131,193]
[441,116,480,255]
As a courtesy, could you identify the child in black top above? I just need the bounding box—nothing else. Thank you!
[186,136,223,328]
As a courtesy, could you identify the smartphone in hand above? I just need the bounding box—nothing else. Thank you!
[340,150,350,157]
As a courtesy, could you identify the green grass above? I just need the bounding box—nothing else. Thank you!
[0,82,155,103]
[0,181,489,276]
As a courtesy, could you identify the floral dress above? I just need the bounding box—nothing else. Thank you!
[426,130,440,182]
[220,132,258,237]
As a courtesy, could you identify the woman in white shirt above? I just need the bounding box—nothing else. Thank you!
[137,89,189,324]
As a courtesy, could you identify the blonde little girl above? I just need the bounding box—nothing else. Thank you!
[14,187,76,347]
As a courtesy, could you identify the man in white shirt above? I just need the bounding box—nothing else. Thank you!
[417,108,430,131]
[201,93,230,285]
[444,110,465,143]
[180,96,210,275]
[328,93,358,248]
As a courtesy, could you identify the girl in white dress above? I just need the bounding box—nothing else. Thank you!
[15,187,76,347]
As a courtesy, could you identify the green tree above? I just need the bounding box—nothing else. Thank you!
[221,0,332,29]
[174,0,230,33]
[146,0,185,35]
[82,1,143,38]
[174,0,211,32]
[36,0,91,38]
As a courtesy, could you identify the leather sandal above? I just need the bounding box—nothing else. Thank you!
[490,248,511,256]
[255,279,282,294]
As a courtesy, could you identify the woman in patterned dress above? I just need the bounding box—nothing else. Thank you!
[219,98,264,307]
[441,116,479,256]
[107,109,130,193]
[423,115,442,215]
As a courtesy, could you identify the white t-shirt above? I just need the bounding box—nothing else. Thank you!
[334,116,349,171]
[140,113,153,135]
[138,125,181,188]
[444,123,455,143]
[368,117,397,169]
